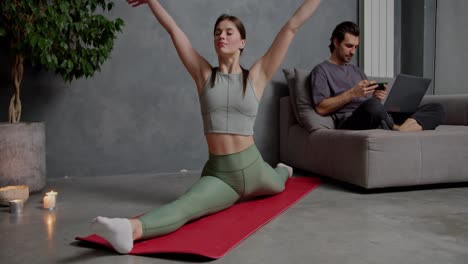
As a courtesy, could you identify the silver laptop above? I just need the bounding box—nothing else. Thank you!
[384,74,432,113]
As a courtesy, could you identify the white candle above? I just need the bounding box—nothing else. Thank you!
[46,191,58,197]
[43,191,58,210]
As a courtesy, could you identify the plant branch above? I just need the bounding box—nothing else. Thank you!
[9,54,24,123]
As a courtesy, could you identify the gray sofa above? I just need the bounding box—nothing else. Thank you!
[280,68,468,189]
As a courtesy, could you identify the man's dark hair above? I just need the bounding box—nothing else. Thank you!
[328,21,360,53]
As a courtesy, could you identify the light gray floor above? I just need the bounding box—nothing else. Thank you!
[1,172,468,264]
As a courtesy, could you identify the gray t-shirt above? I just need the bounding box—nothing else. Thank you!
[310,60,368,123]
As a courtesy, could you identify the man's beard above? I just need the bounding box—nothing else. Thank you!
[342,54,353,62]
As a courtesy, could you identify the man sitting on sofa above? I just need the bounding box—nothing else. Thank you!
[310,21,445,131]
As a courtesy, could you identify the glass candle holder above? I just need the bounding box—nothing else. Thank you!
[9,199,24,214]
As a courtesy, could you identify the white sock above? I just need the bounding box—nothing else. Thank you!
[90,216,133,254]
[277,163,293,177]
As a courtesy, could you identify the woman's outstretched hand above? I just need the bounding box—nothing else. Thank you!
[127,0,148,7]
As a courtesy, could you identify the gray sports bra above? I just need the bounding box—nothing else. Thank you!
[199,70,259,135]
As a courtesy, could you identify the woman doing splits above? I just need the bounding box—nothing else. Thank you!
[91,0,321,254]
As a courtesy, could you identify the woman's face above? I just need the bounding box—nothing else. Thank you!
[214,19,246,57]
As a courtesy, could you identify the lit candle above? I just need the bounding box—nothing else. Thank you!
[43,191,58,210]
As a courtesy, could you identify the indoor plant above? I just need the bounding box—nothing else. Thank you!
[0,0,124,192]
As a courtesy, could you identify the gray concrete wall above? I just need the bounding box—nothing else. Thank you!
[0,0,358,178]
[434,0,468,95]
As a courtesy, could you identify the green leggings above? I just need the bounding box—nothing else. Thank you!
[138,144,289,239]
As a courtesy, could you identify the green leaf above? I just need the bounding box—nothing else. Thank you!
[59,1,69,12]
[46,54,52,64]
[38,38,46,49]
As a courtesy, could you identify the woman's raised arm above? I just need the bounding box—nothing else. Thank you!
[249,0,321,98]
[128,0,212,91]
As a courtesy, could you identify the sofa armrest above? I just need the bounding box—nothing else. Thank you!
[421,94,468,126]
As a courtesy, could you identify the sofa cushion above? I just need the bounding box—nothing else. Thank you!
[282,68,302,126]
[282,68,335,132]
[294,68,335,131]
[421,94,468,126]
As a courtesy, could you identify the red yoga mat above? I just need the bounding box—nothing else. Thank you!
[76,176,320,259]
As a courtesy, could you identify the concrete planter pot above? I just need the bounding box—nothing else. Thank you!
[0,122,46,192]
